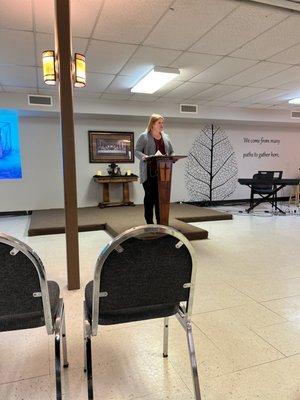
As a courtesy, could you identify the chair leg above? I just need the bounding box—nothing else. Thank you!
[54,299,67,400]
[83,301,94,399]
[62,307,69,368]
[83,325,87,374]
[163,317,169,357]
[86,335,94,400]
[176,311,202,400]
[55,333,62,400]
[186,321,201,400]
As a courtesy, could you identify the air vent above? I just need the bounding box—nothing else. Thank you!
[291,111,300,119]
[28,95,53,106]
[180,104,198,114]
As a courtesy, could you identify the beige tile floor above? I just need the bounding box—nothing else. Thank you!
[1,209,300,399]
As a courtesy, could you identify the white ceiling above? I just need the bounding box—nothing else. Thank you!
[1,0,300,111]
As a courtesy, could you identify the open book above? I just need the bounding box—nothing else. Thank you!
[143,153,186,161]
[144,150,163,160]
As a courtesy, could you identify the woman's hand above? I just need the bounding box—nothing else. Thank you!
[142,155,148,161]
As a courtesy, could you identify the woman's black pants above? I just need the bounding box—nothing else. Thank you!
[142,175,160,224]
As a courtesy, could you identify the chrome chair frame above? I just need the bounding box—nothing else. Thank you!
[0,233,69,400]
[83,224,201,400]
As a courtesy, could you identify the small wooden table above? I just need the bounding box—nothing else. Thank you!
[94,175,138,208]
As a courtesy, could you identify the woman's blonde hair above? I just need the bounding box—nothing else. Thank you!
[146,113,164,133]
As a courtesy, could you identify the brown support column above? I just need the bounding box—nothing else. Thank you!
[55,0,80,289]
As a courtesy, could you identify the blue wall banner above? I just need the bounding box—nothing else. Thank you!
[0,110,22,180]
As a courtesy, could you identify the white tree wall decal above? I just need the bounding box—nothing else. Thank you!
[185,124,238,201]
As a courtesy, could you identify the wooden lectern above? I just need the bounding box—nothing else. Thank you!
[145,155,186,225]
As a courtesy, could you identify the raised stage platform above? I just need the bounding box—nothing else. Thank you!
[28,203,232,240]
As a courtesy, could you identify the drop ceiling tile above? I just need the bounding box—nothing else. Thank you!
[194,100,208,106]
[276,79,300,91]
[35,0,103,36]
[34,0,55,33]
[84,73,115,92]
[70,0,104,37]
[268,104,291,110]
[129,94,160,102]
[190,2,288,55]
[154,97,183,104]
[93,0,173,43]
[162,82,212,99]
[272,90,300,102]
[251,66,300,88]
[0,0,32,30]
[71,37,89,56]
[269,43,300,65]
[205,99,232,107]
[259,99,290,105]
[0,65,36,87]
[190,84,241,101]
[274,100,294,106]
[217,86,266,101]
[169,52,222,80]
[238,89,290,103]
[35,33,55,67]
[101,93,132,101]
[248,104,271,109]
[86,40,137,74]
[190,57,256,84]
[120,46,181,78]
[73,91,101,98]
[104,75,140,94]
[232,15,300,60]
[144,0,237,50]
[0,30,35,65]
[154,79,185,95]
[228,102,254,108]
[231,103,270,109]
[223,62,290,86]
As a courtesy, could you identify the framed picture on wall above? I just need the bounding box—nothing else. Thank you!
[88,131,134,163]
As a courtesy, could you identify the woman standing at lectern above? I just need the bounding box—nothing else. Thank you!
[135,113,174,224]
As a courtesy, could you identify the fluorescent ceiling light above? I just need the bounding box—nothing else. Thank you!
[289,98,300,105]
[131,67,180,94]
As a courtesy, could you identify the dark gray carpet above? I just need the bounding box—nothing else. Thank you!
[28,203,232,240]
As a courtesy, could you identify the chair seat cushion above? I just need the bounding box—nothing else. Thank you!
[0,281,60,332]
[85,281,178,325]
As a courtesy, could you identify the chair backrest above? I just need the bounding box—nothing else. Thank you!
[92,225,196,335]
[252,171,275,192]
[0,233,53,334]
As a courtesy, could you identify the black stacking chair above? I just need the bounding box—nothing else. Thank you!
[250,171,276,208]
[83,225,201,400]
[0,233,68,400]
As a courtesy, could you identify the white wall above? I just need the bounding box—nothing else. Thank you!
[0,117,64,212]
[1,115,299,212]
